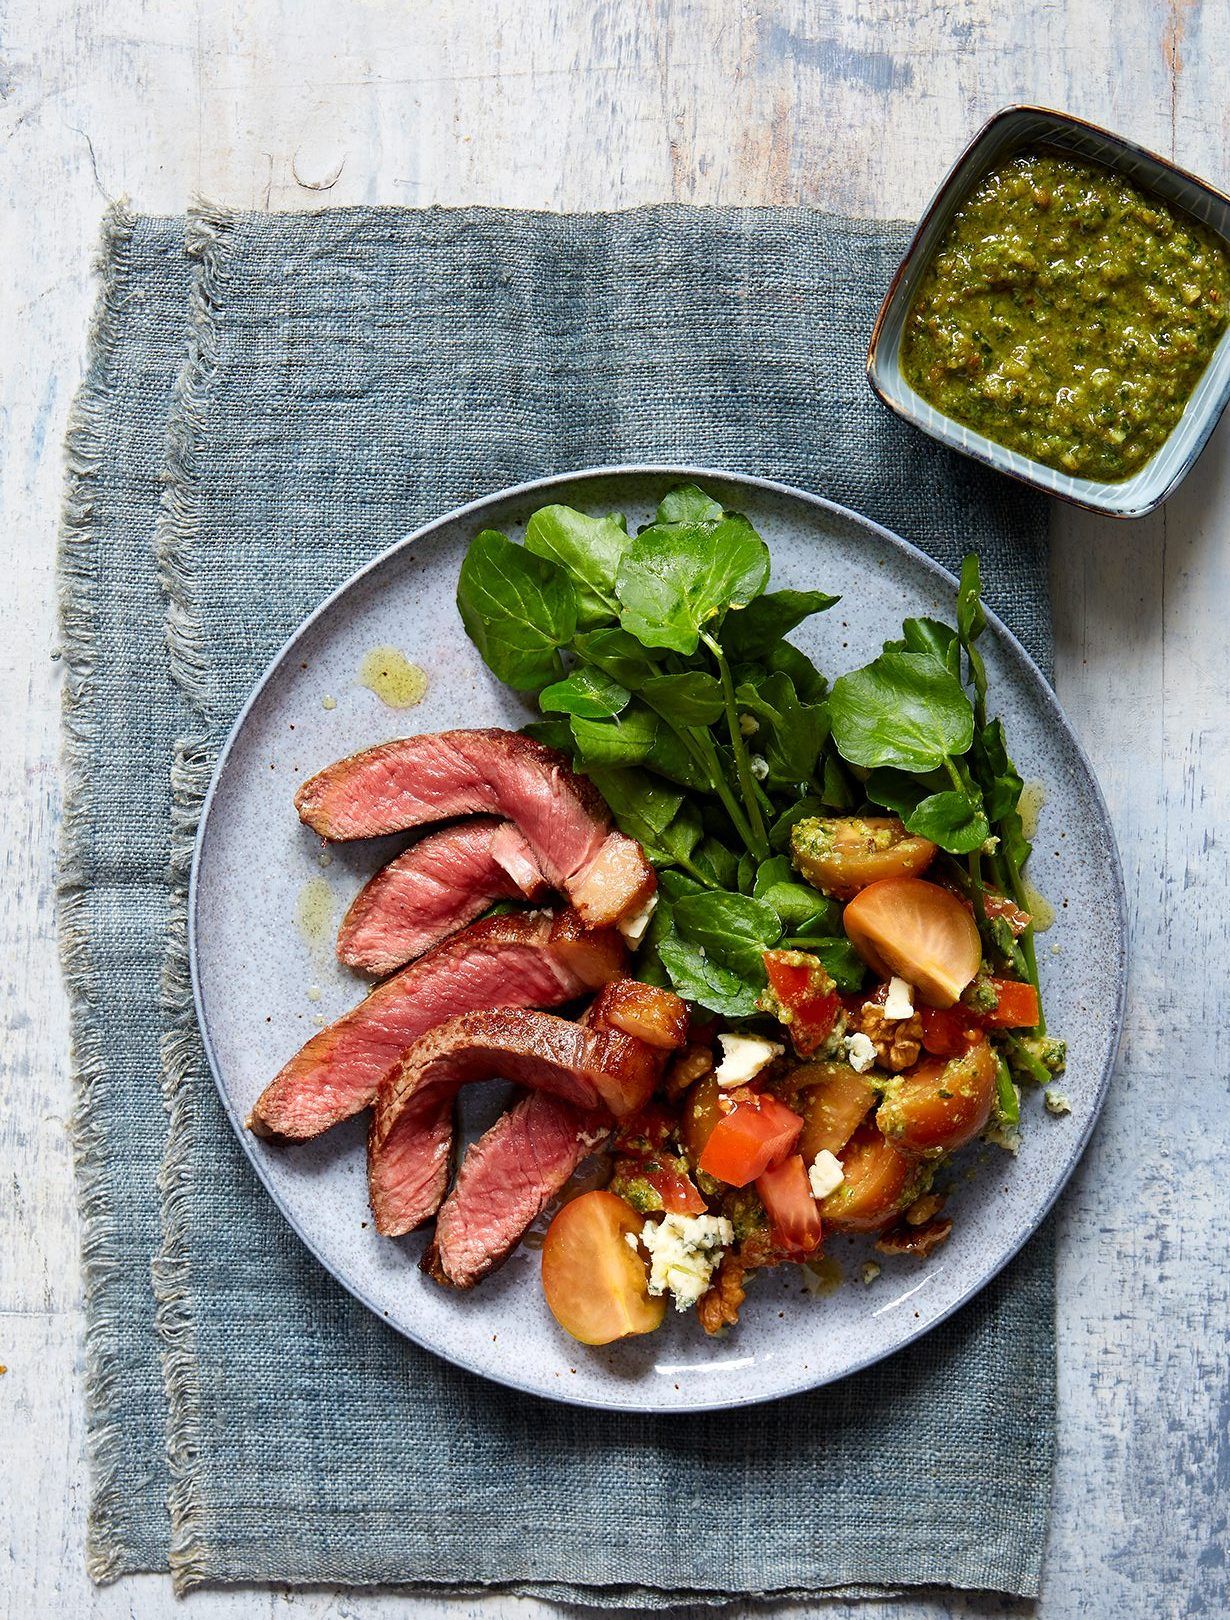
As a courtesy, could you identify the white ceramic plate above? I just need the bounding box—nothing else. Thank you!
[190,466,1126,1412]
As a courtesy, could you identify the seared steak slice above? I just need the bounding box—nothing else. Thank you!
[586,980,690,1050]
[368,1008,658,1235]
[422,1094,611,1288]
[249,910,624,1141]
[337,817,547,976]
[295,728,655,927]
[420,980,685,1287]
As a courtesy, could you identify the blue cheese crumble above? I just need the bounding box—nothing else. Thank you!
[637,1212,734,1311]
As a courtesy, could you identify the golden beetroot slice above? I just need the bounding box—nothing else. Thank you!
[820,1122,927,1232]
[842,877,982,1008]
[541,1191,665,1345]
[791,1062,877,1160]
[877,1038,998,1157]
[791,815,937,899]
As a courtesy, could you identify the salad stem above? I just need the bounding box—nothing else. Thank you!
[669,718,762,858]
[701,630,770,861]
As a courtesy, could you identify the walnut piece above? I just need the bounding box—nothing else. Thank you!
[697,1250,747,1334]
[875,1216,953,1259]
[905,1191,945,1227]
[857,1003,923,1072]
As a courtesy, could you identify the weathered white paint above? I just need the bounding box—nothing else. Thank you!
[2,1,1226,1616]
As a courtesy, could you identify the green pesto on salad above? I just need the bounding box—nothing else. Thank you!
[900,150,1230,481]
[456,484,1067,1344]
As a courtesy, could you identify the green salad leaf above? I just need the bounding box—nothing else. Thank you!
[735,670,829,788]
[904,790,990,854]
[456,529,576,691]
[721,589,839,662]
[828,648,974,773]
[572,626,658,688]
[539,667,629,718]
[523,505,626,624]
[640,670,725,726]
[671,892,782,977]
[655,484,725,524]
[615,516,771,655]
[569,705,658,767]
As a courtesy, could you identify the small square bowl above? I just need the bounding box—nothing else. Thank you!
[867,106,1230,518]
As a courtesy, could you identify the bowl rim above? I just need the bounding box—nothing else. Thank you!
[866,103,1230,520]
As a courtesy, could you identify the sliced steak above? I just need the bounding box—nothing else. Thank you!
[421,1094,611,1288]
[249,910,625,1141]
[337,817,547,976]
[368,1008,659,1235]
[295,728,655,927]
[419,979,684,1287]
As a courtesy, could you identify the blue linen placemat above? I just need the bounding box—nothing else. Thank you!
[60,201,1055,1601]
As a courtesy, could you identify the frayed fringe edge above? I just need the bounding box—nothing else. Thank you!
[151,198,238,1595]
[56,202,146,1586]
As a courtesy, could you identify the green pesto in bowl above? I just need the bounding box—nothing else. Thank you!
[899,150,1230,481]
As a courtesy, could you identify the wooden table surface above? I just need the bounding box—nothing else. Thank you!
[3,3,1226,1616]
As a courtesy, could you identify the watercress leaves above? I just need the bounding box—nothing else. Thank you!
[904,790,990,854]
[672,892,782,979]
[720,589,839,662]
[735,670,829,787]
[569,706,658,767]
[752,855,841,934]
[456,529,576,691]
[523,505,625,625]
[572,627,658,688]
[615,516,771,655]
[640,670,725,726]
[655,484,725,524]
[657,935,761,1018]
[539,667,629,718]
[828,649,973,773]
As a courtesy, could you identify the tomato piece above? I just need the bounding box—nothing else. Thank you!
[763,952,814,1003]
[755,1155,823,1255]
[842,877,982,1008]
[980,978,1040,1029]
[762,949,840,1055]
[982,889,1032,936]
[612,1158,708,1216]
[647,1169,708,1216]
[541,1190,666,1345]
[919,1004,983,1056]
[791,1061,877,1159]
[790,992,840,1056]
[877,1038,998,1156]
[698,1094,804,1187]
[820,1122,923,1232]
[791,816,937,899]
